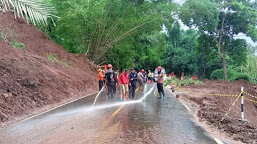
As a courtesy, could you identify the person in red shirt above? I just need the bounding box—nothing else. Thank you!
[170,72,175,77]
[119,69,129,100]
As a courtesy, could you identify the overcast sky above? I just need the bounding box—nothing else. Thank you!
[172,0,257,47]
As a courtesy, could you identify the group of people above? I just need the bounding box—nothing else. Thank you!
[98,64,165,101]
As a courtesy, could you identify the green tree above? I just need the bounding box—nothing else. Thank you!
[240,46,257,83]
[47,0,177,68]
[180,0,257,81]
[196,34,223,79]
[163,22,198,75]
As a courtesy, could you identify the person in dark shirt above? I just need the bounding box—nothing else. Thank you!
[105,64,117,101]
[129,68,138,100]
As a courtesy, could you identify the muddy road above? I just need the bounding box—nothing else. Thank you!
[0,84,218,144]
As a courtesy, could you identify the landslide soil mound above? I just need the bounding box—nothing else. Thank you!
[178,80,257,143]
[0,12,98,126]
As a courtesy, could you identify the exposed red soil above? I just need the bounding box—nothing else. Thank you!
[178,80,257,143]
[0,12,98,126]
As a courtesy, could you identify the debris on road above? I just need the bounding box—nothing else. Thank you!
[177,80,257,144]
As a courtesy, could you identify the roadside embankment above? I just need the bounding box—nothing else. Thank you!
[176,80,257,143]
[0,12,98,127]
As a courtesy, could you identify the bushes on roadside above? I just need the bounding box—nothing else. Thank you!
[164,77,203,87]
[210,68,250,82]
[210,69,224,80]
[229,73,249,81]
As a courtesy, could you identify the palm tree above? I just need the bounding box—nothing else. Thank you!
[0,0,58,26]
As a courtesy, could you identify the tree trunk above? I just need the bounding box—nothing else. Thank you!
[203,64,206,78]
[199,45,203,79]
[222,56,228,81]
[217,45,228,81]
[215,13,228,81]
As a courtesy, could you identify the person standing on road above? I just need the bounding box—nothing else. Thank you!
[138,69,144,93]
[156,66,165,100]
[148,70,151,83]
[98,69,105,91]
[142,69,147,83]
[150,71,154,83]
[105,64,117,101]
[115,69,120,81]
[119,69,129,101]
[129,68,138,100]
[115,69,120,94]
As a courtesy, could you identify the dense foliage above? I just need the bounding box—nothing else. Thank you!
[36,0,256,82]
[163,22,198,76]
[43,0,177,70]
[180,0,257,81]
[240,46,257,83]
[210,68,249,81]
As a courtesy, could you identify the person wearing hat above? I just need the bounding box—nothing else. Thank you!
[118,69,129,100]
[98,68,105,91]
[156,66,165,100]
[105,64,117,101]
[129,68,138,100]
[138,69,145,93]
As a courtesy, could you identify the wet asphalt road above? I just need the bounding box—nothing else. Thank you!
[0,84,217,144]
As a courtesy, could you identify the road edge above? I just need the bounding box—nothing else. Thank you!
[167,88,224,144]
[0,92,98,131]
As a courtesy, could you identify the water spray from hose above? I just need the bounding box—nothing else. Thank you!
[51,84,156,117]
[144,84,147,95]
[140,84,155,101]
[92,86,105,107]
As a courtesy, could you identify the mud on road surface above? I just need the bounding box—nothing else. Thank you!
[0,84,218,144]
[177,80,257,144]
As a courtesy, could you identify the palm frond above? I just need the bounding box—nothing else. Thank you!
[0,0,59,26]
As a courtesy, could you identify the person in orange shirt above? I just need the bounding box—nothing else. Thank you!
[98,69,105,91]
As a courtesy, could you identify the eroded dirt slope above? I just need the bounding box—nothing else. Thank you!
[0,12,98,126]
[178,80,257,143]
